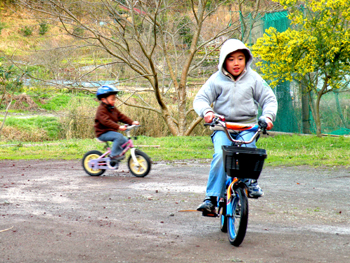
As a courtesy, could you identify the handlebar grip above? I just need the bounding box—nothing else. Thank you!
[125,124,141,131]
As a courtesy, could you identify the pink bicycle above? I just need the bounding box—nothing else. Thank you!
[82,125,151,177]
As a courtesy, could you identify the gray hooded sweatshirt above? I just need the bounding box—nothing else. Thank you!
[193,39,277,125]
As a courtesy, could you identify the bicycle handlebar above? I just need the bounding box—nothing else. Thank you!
[124,124,141,138]
[124,124,140,131]
[204,114,266,145]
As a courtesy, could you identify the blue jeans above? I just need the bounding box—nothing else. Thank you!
[206,130,257,199]
[98,131,128,157]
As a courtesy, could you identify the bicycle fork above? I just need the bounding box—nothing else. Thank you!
[130,148,139,166]
[226,179,248,214]
[121,139,140,167]
[218,178,238,217]
[226,178,238,217]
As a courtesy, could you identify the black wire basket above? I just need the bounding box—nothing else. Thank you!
[222,146,267,179]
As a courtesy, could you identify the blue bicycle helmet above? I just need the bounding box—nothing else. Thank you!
[96,85,119,100]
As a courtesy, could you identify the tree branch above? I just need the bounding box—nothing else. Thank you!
[0,99,12,135]
[185,116,203,136]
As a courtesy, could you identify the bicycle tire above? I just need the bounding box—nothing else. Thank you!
[219,202,227,233]
[82,150,106,176]
[227,186,248,247]
[127,149,151,177]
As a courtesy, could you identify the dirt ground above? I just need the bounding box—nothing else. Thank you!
[0,159,349,263]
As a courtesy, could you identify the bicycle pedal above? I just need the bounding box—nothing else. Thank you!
[248,195,260,199]
[109,155,125,161]
[201,211,218,217]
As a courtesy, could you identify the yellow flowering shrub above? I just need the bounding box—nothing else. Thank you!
[252,0,350,135]
[253,0,350,90]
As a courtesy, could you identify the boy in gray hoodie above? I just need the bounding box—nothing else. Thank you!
[193,39,277,215]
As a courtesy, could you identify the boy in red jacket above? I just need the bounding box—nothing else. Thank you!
[94,85,139,160]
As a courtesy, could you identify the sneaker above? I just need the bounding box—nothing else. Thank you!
[246,180,264,198]
[109,154,125,161]
[197,198,216,216]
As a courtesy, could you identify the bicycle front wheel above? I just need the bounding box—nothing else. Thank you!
[127,149,151,177]
[227,186,248,247]
[219,199,227,233]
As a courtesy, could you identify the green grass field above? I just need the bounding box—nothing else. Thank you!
[2,91,350,167]
[1,134,350,168]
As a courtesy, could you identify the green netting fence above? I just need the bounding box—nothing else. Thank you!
[263,11,298,133]
[240,10,350,135]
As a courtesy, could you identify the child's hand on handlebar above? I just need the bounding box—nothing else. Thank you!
[132,121,139,125]
[266,118,273,130]
[204,111,215,123]
[119,125,127,131]
[258,116,273,130]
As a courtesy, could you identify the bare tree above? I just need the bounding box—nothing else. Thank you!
[0,57,24,135]
[19,0,275,136]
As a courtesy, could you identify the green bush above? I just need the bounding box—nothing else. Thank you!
[22,26,33,36]
[0,22,6,34]
[60,97,97,139]
[72,26,84,36]
[39,22,49,35]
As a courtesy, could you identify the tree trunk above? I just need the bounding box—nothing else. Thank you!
[315,78,329,137]
[300,79,310,134]
[176,1,207,136]
[177,83,187,136]
[315,93,322,137]
[162,108,179,136]
[302,93,310,133]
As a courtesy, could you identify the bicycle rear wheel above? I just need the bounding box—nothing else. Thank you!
[82,150,106,176]
[227,186,248,247]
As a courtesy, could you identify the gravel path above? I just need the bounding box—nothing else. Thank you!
[0,160,349,262]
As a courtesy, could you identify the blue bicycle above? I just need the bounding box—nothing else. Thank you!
[205,114,268,247]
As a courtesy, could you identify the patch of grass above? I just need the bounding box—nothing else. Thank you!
[3,116,62,140]
[0,136,213,161]
[0,109,25,114]
[31,92,96,111]
[36,94,73,111]
[135,136,213,160]
[1,134,350,168]
[306,207,321,213]
[259,134,350,167]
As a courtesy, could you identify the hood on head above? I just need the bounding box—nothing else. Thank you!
[218,39,253,72]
